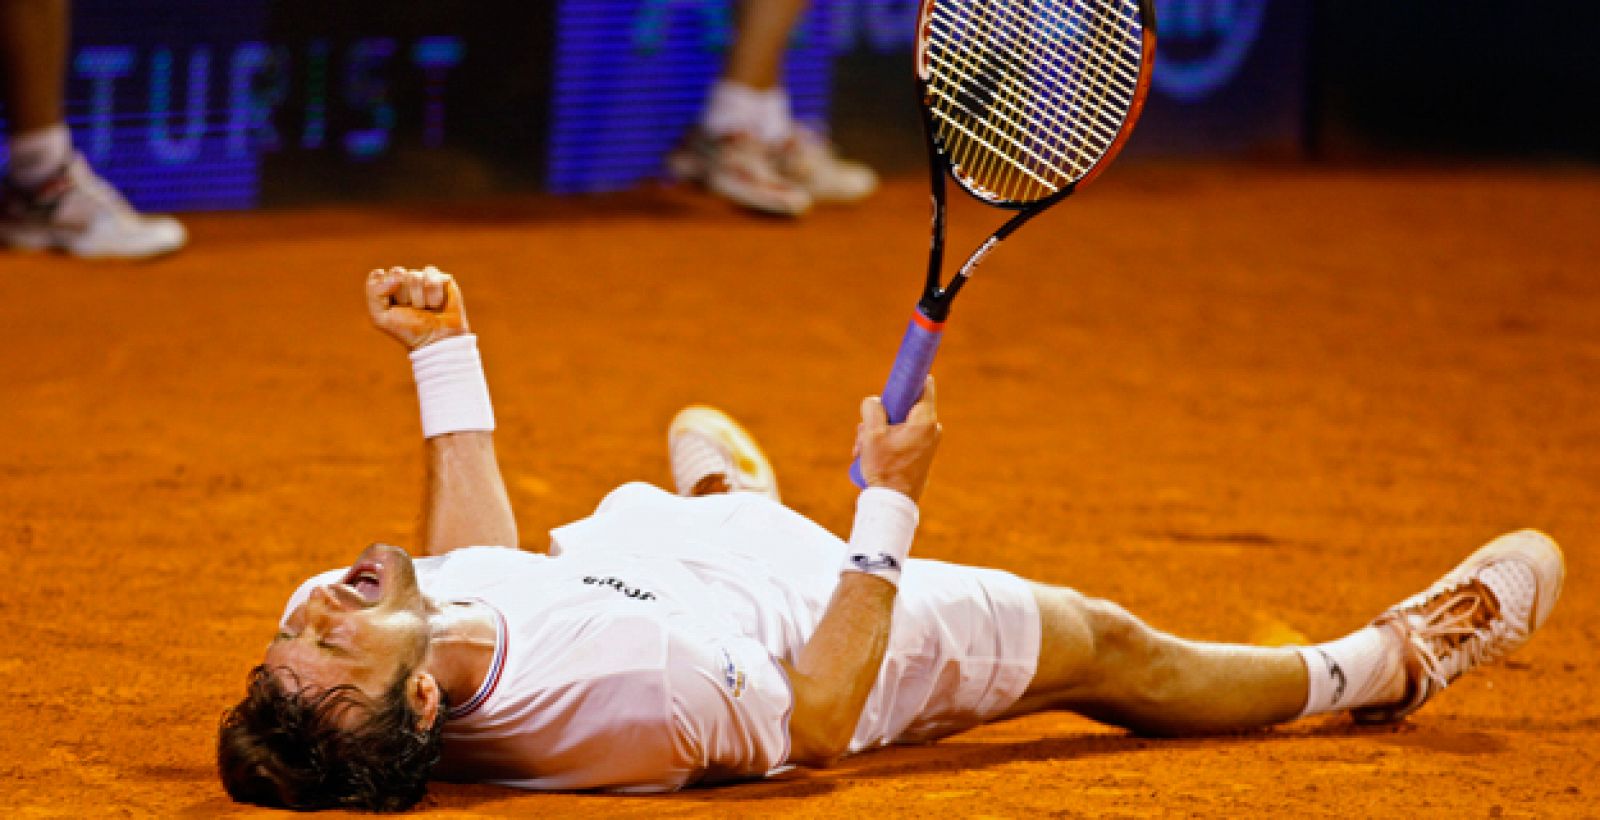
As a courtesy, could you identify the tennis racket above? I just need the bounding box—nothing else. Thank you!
[850,0,1158,487]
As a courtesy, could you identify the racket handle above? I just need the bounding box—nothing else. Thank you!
[850,312,945,488]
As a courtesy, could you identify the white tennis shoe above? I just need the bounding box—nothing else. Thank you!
[775,125,878,204]
[1352,529,1565,724]
[666,129,811,217]
[667,124,877,216]
[668,405,780,501]
[1,153,186,259]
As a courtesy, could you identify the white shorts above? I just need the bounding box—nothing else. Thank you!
[553,482,1043,754]
[853,558,1041,750]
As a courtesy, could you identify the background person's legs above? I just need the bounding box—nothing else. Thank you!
[724,0,807,92]
[2,0,74,192]
[0,0,187,258]
[0,0,69,139]
[668,0,877,216]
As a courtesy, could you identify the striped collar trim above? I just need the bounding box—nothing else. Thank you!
[445,599,507,721]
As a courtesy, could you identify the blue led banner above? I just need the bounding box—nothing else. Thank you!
[0,0,1309,211]
[0,0,471,212]
[547,0,837,194]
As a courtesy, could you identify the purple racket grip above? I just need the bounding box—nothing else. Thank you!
[850,312,946,487]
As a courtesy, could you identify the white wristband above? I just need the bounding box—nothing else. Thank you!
[409,334,495,439]
[841,487,919,587]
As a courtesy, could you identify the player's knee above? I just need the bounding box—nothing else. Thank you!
[1081,598,1184,708]
[1083,599,1141,661]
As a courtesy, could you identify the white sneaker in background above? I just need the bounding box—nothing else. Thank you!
[776,125,878,203]
[667,128,812,217]
[1,153,187,259]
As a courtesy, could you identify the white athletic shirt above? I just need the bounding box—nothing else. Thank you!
[281,482,1039,792]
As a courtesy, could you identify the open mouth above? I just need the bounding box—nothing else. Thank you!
[341,561,384,604]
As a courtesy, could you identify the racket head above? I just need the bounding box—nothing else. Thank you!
[915,0,1157,210]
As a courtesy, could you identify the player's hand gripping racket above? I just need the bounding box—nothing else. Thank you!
[850,0,1158,487]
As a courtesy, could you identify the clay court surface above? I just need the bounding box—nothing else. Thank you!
[3,164,1597,816]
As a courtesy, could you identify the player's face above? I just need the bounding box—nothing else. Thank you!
[262,543,433,703]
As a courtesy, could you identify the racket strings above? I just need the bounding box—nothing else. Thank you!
[944,0,1139,189]
[924,0,1145,203]
[929,3,1132,180]
[1053,2,1140,182]
[945,0,1137,196]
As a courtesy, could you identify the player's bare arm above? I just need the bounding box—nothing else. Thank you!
[785,378,941,767]
[366,266,518,554]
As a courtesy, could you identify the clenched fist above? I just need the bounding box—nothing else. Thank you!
[366,266,469,350]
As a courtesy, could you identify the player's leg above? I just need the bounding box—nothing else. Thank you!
[1,0,187,258]
[1009,530,1565,734]
[1006,584,1312,733]
[667,406,780,499]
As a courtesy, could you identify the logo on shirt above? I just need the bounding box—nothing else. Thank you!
[581,575,657,601]
[720,648,747,699]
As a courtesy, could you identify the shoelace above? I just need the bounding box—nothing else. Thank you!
[1404,583,1504,691]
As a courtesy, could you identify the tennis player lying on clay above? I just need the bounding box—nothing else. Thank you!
[218,266,1565,811]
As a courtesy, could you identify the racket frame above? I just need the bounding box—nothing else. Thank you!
[850,0,1157,487]
[912,0,1157,322]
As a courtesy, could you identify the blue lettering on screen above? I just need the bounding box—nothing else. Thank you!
[0,13,464,212]
[343,38,400,159]
[825,0,919,53]
[632,0,733,54]
[1151,0,1267,103]
[413,37,467,148]
[228,43,281,158]
[149,47,211,165]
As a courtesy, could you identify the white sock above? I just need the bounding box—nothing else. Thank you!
[1295,626,1407,717]
[8,123,73,188]
[703,80,793,143]
[756,86,794,144]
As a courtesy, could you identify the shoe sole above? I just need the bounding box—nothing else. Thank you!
[704,173,810,217]
[2,226,53,252]
[4,226,187,260]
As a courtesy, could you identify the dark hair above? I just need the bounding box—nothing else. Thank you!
[217,664,446,812]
